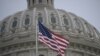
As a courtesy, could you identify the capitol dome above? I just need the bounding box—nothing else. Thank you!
[0,0,100,56]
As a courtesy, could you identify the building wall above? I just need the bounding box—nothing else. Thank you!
[0,6,100,56]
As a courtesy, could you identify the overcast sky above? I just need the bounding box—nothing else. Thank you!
[0,0,100,31]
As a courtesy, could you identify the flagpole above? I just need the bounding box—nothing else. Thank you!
[36,17,38,56]
[34,8,38,56]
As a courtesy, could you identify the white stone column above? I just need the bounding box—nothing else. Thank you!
[56,10,64,33]
[31,8,36,30]
[44,7,50,28]
[19,11,26,28]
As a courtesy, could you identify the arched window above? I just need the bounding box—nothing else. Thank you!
[51,14,56,24]
[51,13,56,29]
[74,18,81,28]
[39,0,42,3]
[85,23,91,33]
[12,17,17,28]
[74,18,78,26]
[63,15,69,31]
[74,18,83,33]
[25,15,30,25]
[38,13,43,23]
[63,15,69,25]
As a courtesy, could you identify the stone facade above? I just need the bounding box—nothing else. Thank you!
[0,0,100,56]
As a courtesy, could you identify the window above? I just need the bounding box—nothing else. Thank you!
[39,0,42,3]
[63,15,69,25]
[63,15,69,31]
[38,13,43,23]
[74,18,83,33]
[74,18,81,28]
[85,23,92,34]
[12,17,17,28]
[51,14,56,24]
[25,15,30,25]
[51,14,56,29]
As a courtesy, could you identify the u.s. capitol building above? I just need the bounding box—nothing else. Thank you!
[0,0,100,56]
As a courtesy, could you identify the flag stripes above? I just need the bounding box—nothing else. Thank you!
[38,21,69,56]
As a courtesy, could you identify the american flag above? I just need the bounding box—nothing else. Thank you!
[38,21,69,56]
